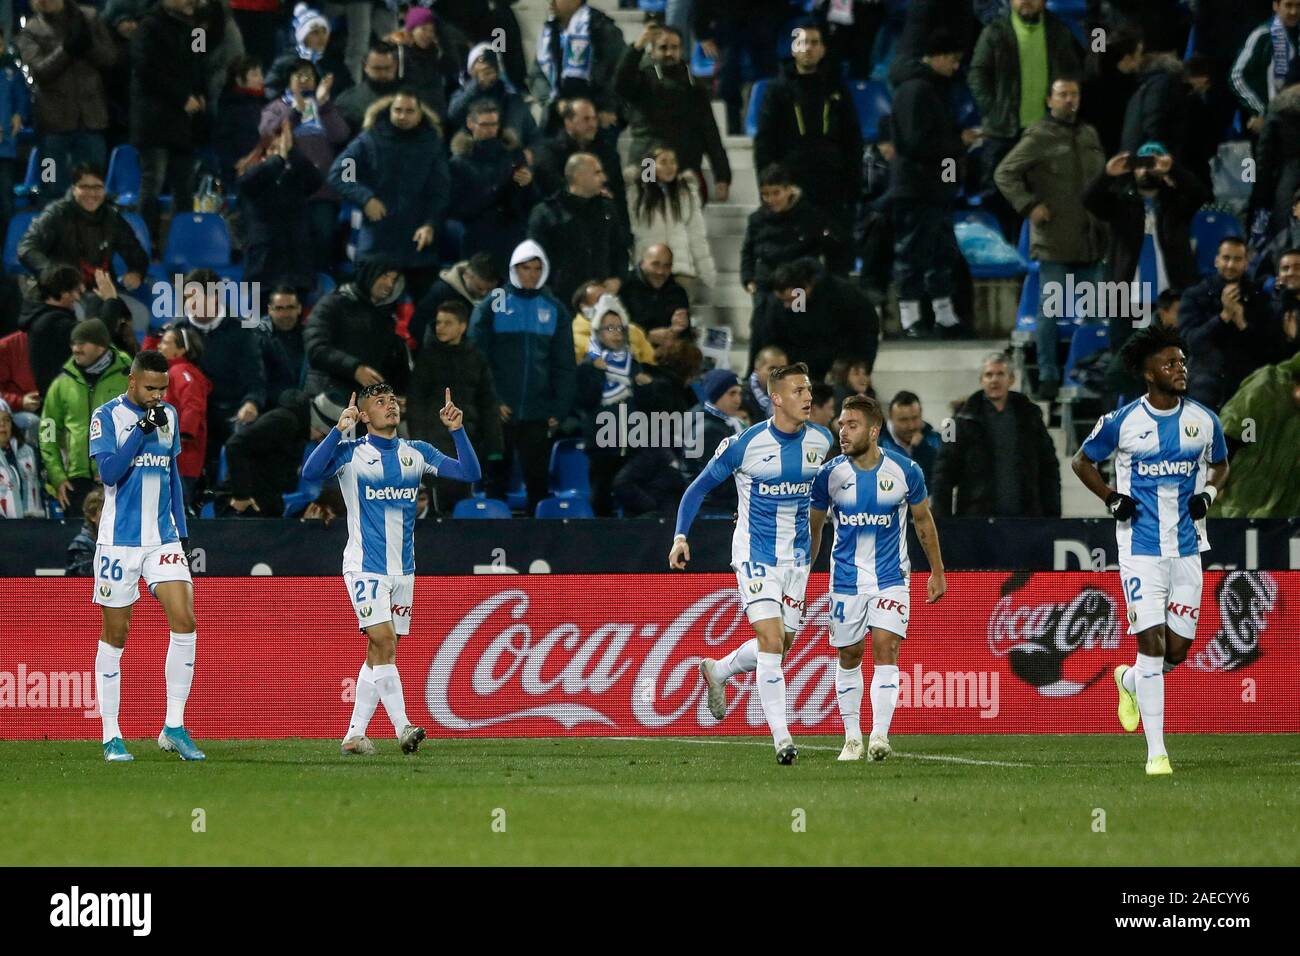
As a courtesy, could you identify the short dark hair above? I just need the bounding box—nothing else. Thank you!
[71,163,105,185]
[759,163,796,188]
[559,97,596,120]
[358,382,395,403]
[131,349,170,375]
[288,58,316,78]
[1109,25,1143,61]
[1120,323,1187,379]
[889,389,921,410]
[810,382,834,408]
[1279,247,1300,264]
[1217,235,1247,252]
[841,394,884,429]
[1155,288,1181,311]
[771,258,819,292]
[768,361,810,388]
[185,267,221,286]
[268,284,300,301]
[653,24,684,43]
[435,300,470,324]
[367,41,398,59]
[466,251,502,286]
[38,264,82,300]
[466,97,501,121]
[392,88,424,107]
[227,54,262,87]
[1049,75,1082,94]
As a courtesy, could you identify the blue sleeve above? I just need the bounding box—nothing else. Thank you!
[426,429,481,482]
[810,464,830,511]
[88,405,119,459]
[673,434,741,536]
[93,420,147,487]
[301,428,351,481]
[1209,413,1228,463]
[906,459,928,505]
[170,421,188,539]
[1080,410,1120,462]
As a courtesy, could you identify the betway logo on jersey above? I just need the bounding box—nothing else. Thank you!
[364,486,419,502]
[132,453,171,468]
[838,511,892,527]
[1135,460,1196,477]
[757,480,813,496]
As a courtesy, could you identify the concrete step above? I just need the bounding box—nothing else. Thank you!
[705,204,755,237]
[710,233,745,267]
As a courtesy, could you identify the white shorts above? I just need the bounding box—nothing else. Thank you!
[92,542,192,608]
[734,562,811,632]
[827,587,911,648]
[1119,554,1203,640]
[344,572,415,636]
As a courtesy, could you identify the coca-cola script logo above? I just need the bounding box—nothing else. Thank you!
[1192,572,1277,672]
[987,578,1120,696]
[423,588,842,732]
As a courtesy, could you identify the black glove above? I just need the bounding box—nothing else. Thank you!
[180,536,193,566]
[1188,491,1212,520]
[138,405,168,433]
[1106,491,1137,521]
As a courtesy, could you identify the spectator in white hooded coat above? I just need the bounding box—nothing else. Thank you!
[624,144,717,301]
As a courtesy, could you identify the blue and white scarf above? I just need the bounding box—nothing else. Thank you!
[748,372,773,419]
[1271,15,1298,95]
[283,91,324,135]
[704,401,745,436]
[537,3,593,97]
[587,333,634,406]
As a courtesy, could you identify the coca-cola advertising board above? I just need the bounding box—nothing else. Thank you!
[2,572,1295,739]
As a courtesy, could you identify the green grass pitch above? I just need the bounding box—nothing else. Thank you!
[2,735,1296,866]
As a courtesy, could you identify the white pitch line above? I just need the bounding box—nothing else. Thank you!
[608,736,1036,768]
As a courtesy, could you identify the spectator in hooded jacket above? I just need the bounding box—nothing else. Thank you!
[223,388,321,516]
[329,90,450,302]
[18,163,148,294]
[753,23,862,235]
[0,406,43,517]
[527,152,630,306]
[156,323,211,504]
[624,144,716,301]
[448,97,538,270]
[571,281,654,365]
[410,251,501,352]
[1119,51,1195,163]
[407,298,502,512]
[470,239,574,512]
[448,43,540,149]
[741,162,846,298]
[619,244,690,332]
[890,32,981,338]
[213,54,267,189]
[385,5,465,122]
[615,22,731,202]
[260,58,350,278]
[304,260,410,404]
[1250,82,1300,237]
[240,116,326,294]
[1211,351,1300,517]
[266,3,353,99]
[529,0,628,124]
[16,0,117,193]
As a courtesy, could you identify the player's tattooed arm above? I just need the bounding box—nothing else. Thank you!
[909,498,947,603]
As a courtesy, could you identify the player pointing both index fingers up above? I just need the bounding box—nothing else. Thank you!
[302,383,481,756]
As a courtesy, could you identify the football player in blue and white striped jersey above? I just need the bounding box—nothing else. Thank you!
[303,383,480,756]
[670,362,834,764]
[88,350,203,763]
[809,395,947,762]
[1072,325,1229,776]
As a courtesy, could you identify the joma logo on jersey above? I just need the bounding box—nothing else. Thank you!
[364,486,419,501]
[876,598,908,614]
[838,511,891,527]
[757,480,813,495]
[132,453,171,468]
[1167,602,1200,619]
[1135,460,1196,477]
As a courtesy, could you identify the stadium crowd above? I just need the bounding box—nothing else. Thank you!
[0,0,1296,531]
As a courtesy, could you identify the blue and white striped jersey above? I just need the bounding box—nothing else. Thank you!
[681,419,833,566]
[1080,397,1227,559]
[811,449,927,593]
[89,395,184,548]
[319,432,450,575]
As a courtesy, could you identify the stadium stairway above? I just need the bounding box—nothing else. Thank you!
[522,1,1103,517]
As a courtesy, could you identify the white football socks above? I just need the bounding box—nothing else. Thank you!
[346,663,381,740]
[1122,664,1137,694]
[755,651,791,747]
[96,641,123,743]
[835,664,863,741]
[714,638,758,680]
[371,663,410,736]
[932,296,960,328]
[1134,653,1166,759]
[164,631,196,728]
[870,664,900,737]
[899,299,922,330]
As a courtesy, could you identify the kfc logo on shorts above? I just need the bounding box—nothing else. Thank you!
[875,597,907,614]
[157,552,186,566]
[1167,602,1199,620]
[391,604,412,617]
[782,593,805,612]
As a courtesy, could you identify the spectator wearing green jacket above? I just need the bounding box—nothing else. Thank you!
[38,318,130,517]
[1211,350,1300,517]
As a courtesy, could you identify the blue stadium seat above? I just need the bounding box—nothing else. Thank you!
[282,443,322,518]
[505,454,527,511]
[1191,210,1244,275]
[112,212,153,276]
[953,208,1000,233]
[3,210,37,275]
[690,42,717,78]
[744,79,770,138]
[217,446,229,484]
[954,220,1027,279]
[105,144,141,207]
[952,83,981,129]
[849,80,891,143]
[453,497,512,519]
[13,149,40,210]
[549,438,590,497]
[535,495,594,519]
[163,213,233,273]
[1063,322,1110,384]
[637,0,666,12]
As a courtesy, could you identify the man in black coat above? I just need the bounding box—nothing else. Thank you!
[1082,145,1207,351]
[19,264,131,394]
[753,23,861,230]
[407,298,501,512]
[1179,236,1274,409]
[619,244,689,332]
[526,152,630,306]
[410,252,500,352]
[1119,54,1193,163]
[889,33,980,337]
[223,389,323,517]
[530,97,626,224]
[748,258,879,383]
[236,129,324,297]
[303,260,410,403]
[129,0,206,239]
[932,352,1061,517]
[258,286,307,405]
[742,162,846,295]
